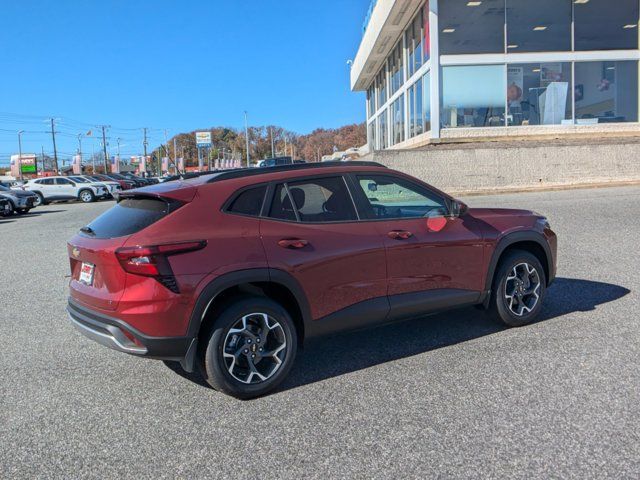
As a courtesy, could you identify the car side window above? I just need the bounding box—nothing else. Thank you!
[40,178,54,185]
[56,178,71,185]
[227,185,267,217]
[355,174,448,219]
[268,184,297,221]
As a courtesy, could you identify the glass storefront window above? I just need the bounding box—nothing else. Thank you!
[376,69,387,108]
[442,65,506,128]
[391,95,405,145]
[368,120,376,150]
[506,0,571,53]
[423,72,431,132]
[575,61,638,124]
[378,109,388,149]
[440,0,505,55]
[407,10,423,78]
[507,63,572,126]
[367,85,376,118]
[423,2,430,62]
[575,0,639,51]
[408,80,423,138]
[389,41,404,95]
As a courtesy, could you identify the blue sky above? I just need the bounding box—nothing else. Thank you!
[0,0,370,162]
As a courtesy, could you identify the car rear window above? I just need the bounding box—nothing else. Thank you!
[83,197,176,238]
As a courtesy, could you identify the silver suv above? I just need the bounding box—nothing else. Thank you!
[23,176,108,205]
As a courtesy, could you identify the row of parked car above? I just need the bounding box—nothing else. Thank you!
[0,172,158,215]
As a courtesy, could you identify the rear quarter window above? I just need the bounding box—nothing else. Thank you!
[226,185,267,217]
[84,197,176,239]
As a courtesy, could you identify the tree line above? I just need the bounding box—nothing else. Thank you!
[153,122,366,165]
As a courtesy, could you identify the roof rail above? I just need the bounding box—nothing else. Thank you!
[206,161,386,183]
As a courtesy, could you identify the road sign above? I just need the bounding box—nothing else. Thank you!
[195,131,212,148]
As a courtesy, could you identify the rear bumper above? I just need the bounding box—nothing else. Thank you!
[67,297,195,366]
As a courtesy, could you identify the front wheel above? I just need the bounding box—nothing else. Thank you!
[79,189,95,203]
[489,250,546,327]
[200,296,297,399]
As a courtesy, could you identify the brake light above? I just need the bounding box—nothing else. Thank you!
[115,241,206,291]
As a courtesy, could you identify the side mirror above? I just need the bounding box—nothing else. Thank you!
[450,199,468,217]
[69,181,76,187]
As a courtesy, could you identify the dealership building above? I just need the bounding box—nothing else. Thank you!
[351,0,640,150]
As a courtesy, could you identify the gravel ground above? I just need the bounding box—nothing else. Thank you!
[1,186,638,479]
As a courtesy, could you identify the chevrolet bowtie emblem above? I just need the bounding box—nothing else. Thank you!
[72,248,80,258]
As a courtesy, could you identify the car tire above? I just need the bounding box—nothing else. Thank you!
[34,192,46,206]
[16,208,30,215]
[199,295,298,399]
[79,189,95,203]
[489,249,546,327]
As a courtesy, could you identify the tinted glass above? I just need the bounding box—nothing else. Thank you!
[442,65,506,128]
[69,176,88,183]
[227,185,267,216]
[287,177,357,222]
[85,198,173,239]
[356,175,447,219]
[268,184,297,221]
[575,0,639,51]
[55,178,72,185]
[440,0,505,54]
[506,0,571,53]
[575,61,638,124]
[507,62,572,126]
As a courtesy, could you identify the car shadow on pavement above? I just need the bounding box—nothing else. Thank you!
[164,277,630,393]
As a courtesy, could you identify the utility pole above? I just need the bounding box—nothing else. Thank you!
[77,134,82,173]
[173,137,178,174]
[17,130,24,181]
[116,137,121,157]
[40,145,44,175]
[244,111,250,168]
[284,135,287,159]
[101,125,109,173]
[143,127,148,159]
[50,118,59,173]
[270,127,275,158]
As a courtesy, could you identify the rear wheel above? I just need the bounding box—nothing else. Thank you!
[489,250,546,327]
[200,296,297,399]
[79,189,95,203]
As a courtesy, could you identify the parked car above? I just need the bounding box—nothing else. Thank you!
[110,173,147,188]
[69,175,121,198]
[123,172,159,185]
[0,184,38,214]
[258,156,293,168]
[24,176,108,205]
[89,174,135,190]
[0,196,12,216]
[67,161,557,399]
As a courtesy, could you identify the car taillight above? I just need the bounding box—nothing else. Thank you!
[115,241,206,292]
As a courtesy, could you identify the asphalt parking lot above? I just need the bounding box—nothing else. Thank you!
[1,186,639,479]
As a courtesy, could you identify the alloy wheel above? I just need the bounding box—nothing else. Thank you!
[222,313,287,384]
[504,262,541,316]
[80,191,93,202]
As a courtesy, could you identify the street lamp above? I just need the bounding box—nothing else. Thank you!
[17,130,24,181]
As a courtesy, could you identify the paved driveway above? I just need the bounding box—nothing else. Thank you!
[1,186,638,478]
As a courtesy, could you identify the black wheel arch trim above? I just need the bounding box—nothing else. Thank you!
[483,230,554,300]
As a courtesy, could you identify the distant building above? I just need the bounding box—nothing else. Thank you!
[351,0,640,150]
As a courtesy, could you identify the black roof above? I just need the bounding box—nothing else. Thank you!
[205,161,386,183]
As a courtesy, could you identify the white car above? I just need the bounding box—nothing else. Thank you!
[72,175,121,198]
[23,176,109,205]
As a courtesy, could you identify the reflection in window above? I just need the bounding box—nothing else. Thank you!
[368,121,376,150]
[575,0,639,51]
[423,72,431,132]
[376,69,387,108]
[407,9,424,77]
[378,109,388,149]
[367,85,375,118]
[440,0,505,55]
[423,2,430,62]
[389,41,404,95]
[507,63,572,126]
[408,80,423,138]
[575,61,638,124]
[391,95,405,145]
[442,65,506,128]
[506,0,571,53]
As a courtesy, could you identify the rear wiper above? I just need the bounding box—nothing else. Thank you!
[80,226,95,236]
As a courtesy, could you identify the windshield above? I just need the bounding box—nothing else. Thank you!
[69,177,88,183]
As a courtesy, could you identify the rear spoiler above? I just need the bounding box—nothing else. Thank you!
[116,183,197,203]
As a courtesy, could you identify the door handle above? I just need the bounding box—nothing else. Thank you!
[278,238,308,249]
[387,230,413,240]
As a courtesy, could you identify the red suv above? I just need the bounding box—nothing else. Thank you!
[67,162,557,399]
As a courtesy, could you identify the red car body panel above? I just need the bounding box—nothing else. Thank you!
[66,163,557,368]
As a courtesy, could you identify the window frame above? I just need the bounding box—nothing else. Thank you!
[262,174,361,225]
[345,172,452,221]
[221,182,269,219]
